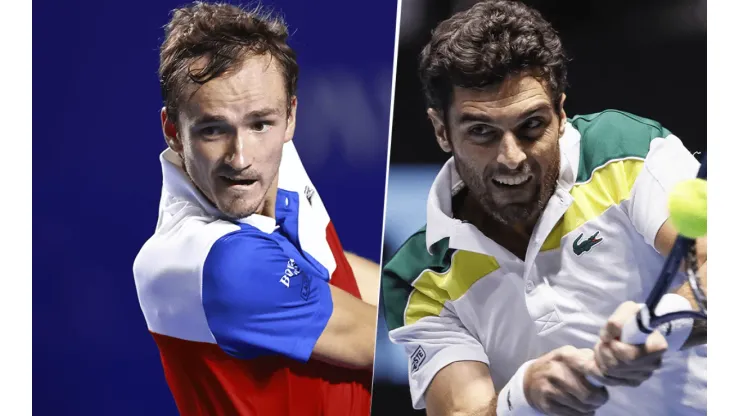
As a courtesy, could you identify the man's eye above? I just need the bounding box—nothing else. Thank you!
[200,126,226,137]
[253,122,271,133]
[469,124,493,136]
[522,118,544,129]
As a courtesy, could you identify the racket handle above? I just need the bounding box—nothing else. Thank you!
[621,305,652,345]
[623,295,695,349]
[588,295,694,387]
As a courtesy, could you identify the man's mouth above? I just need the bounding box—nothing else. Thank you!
[221,176,258,186]
[491,173,533,187]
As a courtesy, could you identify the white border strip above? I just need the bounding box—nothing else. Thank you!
[370,0,405,399]
[0,0,32,413]
[709,0,735,413]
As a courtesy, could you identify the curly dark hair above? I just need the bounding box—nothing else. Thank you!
[419,0,567,114]
[159,2,298,123]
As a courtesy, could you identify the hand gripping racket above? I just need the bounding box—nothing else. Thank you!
[588,152,707,388]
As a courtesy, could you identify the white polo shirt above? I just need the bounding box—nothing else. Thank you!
[382,110,706,415]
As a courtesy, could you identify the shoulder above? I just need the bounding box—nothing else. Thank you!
[203,227,287,282]
[132,210,243,342]
[383,226,453,285]
[133,208,241,286]
[382,226,454,330]
[570,110,672,183]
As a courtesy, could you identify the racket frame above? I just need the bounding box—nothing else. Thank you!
[636,153,707,334]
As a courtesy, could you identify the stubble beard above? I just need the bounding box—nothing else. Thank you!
[455,150,560,228]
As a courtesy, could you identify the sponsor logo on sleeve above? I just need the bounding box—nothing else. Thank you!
[410,346,427,373]
[279,259,302,288]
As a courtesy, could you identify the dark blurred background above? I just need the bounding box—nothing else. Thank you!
[372,0,706,414]
[33,0,396,414]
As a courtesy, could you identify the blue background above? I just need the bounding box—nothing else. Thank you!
[33,0,396,414]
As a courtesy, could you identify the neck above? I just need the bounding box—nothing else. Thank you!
[456,190,535,260]
[259,173,280,218]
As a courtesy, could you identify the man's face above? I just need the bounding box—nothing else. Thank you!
[163,54,296,219]
[429,74,566,227]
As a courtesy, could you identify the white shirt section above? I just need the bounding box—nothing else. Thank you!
[390,123,706,415]
[627,135,701,248]
[278,142,336,277]
[133,149,238,343]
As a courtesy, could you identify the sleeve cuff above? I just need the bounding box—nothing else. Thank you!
[409,344,490,410]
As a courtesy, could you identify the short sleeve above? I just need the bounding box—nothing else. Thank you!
[382,232,490,409]
[388,311,490,410]
[202,230,333,362]
[627,135,701,248]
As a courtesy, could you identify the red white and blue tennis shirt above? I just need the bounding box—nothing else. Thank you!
[133,142,371,415]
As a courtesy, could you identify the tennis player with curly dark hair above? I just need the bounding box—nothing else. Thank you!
[382,1,706,415]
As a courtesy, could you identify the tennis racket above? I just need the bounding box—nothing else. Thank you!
[619,152,706,344]
[588,152,707,388]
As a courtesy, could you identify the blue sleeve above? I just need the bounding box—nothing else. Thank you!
[202,230,333,362]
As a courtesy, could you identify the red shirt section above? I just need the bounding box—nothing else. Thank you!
[151,222,372,415]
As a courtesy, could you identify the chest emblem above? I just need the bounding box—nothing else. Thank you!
[573,231,603,256]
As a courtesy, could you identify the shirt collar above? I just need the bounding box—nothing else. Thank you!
[159,148,277,233]
[425,121,582,253]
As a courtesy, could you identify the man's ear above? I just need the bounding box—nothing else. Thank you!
[161,107,183,153]
[558,93,567,137]
[428,108,452,153]
[284,96,297,144]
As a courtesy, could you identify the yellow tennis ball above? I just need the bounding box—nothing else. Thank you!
[668,178,707,238]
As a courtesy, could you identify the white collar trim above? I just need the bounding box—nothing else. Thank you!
[160,148,277,233]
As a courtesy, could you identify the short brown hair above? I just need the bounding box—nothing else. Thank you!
[159,2,299,123]
[420,0,567,114]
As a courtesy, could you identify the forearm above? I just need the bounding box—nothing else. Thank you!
[675,256,706,349]
[345,251,380,306]
[428,391,496,416]
[438,401,496,416]
[311,285,376,369]
[426,361,497,416]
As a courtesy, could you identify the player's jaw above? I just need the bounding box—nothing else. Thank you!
[488,164,537,203]
[483,163,542,225]
[211,167,272,219]
[500,151,558,222]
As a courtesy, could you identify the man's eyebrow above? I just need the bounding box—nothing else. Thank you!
[192,114,228,126]
[244,107,282,120]
[457,112,494,125]
[456,102,552,125]
[190,107,283,126]
[516,103,551,121]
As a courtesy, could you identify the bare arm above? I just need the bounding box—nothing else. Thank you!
[345,251,380,306]
[311,285,377,370]
[654,221,707,348]
[426,361,497,416]
[426,350,607,416]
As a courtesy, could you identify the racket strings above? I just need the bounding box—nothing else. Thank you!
[686,243,707,316]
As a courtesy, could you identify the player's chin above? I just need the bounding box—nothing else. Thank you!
[498,207,532,224]
[217,195,262,220]
[492,201,540,225]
